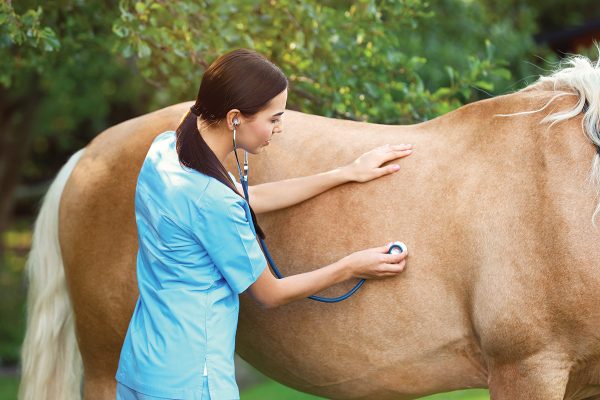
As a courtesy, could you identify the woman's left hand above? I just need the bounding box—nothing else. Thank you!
[342,143,413,183]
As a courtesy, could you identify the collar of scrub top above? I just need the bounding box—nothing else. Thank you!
[229,121,368,303]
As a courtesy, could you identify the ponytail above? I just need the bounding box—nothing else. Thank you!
[175,106,266,239]
[174,48,287,240]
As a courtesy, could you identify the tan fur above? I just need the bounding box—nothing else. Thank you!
[21,61,600,399]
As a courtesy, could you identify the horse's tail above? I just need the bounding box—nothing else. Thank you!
[19,148,86,400]
[497,47,600,224]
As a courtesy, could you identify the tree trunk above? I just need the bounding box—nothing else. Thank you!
[0,88,34,257]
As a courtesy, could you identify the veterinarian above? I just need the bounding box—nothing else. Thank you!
[115,48,413,399]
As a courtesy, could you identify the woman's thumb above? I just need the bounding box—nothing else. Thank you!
[380,242,393,252]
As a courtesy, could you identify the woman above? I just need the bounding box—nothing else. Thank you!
[115,48,413,400]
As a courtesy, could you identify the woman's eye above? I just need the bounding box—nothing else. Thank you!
[271,119,279,124]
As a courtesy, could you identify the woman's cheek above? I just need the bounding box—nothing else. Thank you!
[263,127,272,141]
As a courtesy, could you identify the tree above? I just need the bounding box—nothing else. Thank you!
[112,0,514,123]
[0,0,147,253]
[2,0,597,245]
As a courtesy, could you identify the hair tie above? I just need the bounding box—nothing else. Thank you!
[190,104,201,116]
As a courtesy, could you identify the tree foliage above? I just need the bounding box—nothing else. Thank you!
[1,0,598,226]
[112,0,517,123]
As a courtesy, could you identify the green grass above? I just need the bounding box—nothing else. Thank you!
[420,389,489,400]
[0,219,30,367]
[0,376,18,400]
[240,379,489,399]
[242,379,324,399]
[0,372,490,400]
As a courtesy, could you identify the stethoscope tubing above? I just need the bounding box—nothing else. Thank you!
[232,130,403,302]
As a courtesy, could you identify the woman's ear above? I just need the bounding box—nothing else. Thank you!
[226,109,241,130]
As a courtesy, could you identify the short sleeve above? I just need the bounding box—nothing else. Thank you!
[192,182,267,294]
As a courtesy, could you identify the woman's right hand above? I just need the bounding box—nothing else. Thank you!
[342,242,408,279]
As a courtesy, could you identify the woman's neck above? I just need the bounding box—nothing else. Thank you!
[197,118,233,164]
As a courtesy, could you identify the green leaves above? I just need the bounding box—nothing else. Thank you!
[1,0,148,178]
[2,0,596,231]
[0,5,60,50]
[3,0,580,162]
[0,3,61,88]
[108,0,538,123]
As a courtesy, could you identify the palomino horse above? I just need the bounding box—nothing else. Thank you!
[19,54,600,400]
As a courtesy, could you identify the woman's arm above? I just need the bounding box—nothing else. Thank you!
[246,257,352,308]
[245,242,408,308]
[246,167,350,214]
[238,143,413,214]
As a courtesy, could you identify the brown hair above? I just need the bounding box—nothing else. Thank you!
[176,48,288,239]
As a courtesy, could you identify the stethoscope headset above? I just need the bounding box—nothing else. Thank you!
[230,114,406,303]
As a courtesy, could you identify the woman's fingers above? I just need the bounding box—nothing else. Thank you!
[388,144,413,151]
[379,261,407,275]
[383,146,413,162]
[371,241,409,278]
[381,251,408,263]
[378,144,413,152]
[355,143,414,182]
[374,164,401,176]
[395,149,413,158]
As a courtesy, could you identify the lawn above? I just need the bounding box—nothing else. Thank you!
[0,377,18,400]
[0,375,489,400]
[241,379,489,399]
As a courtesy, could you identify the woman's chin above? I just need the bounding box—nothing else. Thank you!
[243,142,270,154]
[243,147,261,155]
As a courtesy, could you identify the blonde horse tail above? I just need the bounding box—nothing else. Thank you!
[19,148,86,400]
[496,45,600,225]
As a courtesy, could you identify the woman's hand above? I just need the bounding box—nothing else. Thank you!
[341,242,408,280]
[342,143,413,183]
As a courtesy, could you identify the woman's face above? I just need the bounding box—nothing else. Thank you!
[239,88,287,154]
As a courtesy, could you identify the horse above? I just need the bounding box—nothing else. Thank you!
[18,53,600,400]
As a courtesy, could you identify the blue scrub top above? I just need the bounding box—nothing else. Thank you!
[115,130,267,399]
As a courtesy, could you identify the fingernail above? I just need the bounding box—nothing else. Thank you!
[392,164,400,170]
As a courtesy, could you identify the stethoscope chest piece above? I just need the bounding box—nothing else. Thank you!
[231,128,407,303]
[388,241,407,255]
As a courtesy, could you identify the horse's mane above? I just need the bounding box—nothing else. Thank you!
[496,50,600,225]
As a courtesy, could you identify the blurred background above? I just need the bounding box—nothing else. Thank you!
[2,0,599,398]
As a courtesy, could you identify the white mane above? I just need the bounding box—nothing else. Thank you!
[496,47,600,225]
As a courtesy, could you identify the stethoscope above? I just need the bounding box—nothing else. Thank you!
[231,118,407,303]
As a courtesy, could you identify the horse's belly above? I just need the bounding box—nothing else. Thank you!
[235,272,488,399]
[227,143,489,398]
